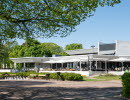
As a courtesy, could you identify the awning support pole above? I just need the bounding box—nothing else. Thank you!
[24,63,26,70]
[14,62,16,69]
[105,61,107,71]
[90,61,91,71]
[96,61,97,69]
[80,59,82,71]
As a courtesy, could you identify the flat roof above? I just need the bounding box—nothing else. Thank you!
[10,54,118,63]
[65,48,98,55]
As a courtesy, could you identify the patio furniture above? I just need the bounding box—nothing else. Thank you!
[30,74,37,79]
[38,74,46,79]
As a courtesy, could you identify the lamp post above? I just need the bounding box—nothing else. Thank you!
[91,45,95,54]
[90,45,95,71]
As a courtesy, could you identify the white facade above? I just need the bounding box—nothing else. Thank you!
[8,40,130,76]
[116,40,130,56]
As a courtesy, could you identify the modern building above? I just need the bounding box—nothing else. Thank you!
[9,40,130,76]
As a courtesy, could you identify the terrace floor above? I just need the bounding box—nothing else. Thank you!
[0,80,128,100]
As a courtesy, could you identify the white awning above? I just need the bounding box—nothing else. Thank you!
[43,60,67,64]
[109,57,130,62]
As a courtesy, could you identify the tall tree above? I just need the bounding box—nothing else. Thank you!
[65,43,83,50]
[40,42,63,55]
[0,41,18,68]
[10,40,64,57]
[0,0,121,41]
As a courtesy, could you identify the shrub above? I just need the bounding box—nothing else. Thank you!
[121,73,130,98]
[16,72,30,77]
[49,73,57,79]
[0,72,83,81]
[62,73,83,81]
[49,72,83,81]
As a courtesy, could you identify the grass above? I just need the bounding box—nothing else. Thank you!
[83,77,101,81]
[83,74,121,81]
[94,75,121,81]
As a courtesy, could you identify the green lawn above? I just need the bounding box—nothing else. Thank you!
[83,75,121,81]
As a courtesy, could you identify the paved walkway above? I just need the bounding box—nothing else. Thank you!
[0,80,128,100]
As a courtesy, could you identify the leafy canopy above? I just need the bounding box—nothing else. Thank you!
[9,38,65,58]
[0,0,121,41]
[65,43,83,50]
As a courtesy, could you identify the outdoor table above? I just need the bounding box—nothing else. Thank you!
[38,74,46,79]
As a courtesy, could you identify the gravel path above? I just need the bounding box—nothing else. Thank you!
[0,80,128,100]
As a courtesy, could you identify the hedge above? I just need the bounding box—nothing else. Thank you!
[61,73,83,81]
[49,72,83,81]
[0,72,83,81]
[121,73,130,98]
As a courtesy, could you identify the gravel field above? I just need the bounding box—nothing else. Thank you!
[0,80,128,100]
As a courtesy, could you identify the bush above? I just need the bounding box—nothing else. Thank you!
[0,72,83,81]
[49,73,83,81]
[49,73,57,79]
[121,73,130,98]
[16,72,30,77]
[63,73,83,81]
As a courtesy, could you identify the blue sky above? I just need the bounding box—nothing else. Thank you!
[18,0,130,49]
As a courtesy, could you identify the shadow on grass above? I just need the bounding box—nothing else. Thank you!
[0,81,127,100]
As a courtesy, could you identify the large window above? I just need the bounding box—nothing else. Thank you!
[99,43,116,51]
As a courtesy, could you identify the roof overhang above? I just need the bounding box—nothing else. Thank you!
[65,48,98,55]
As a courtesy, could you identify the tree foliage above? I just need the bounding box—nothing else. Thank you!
[0,41,18,68]
[0,0,121,41]
[65,43,83,50]
[9,38,65,58]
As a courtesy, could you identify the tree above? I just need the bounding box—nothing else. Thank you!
[0,41,18,68]
[65,43,83,50]
[9,39,64,57]
[24,38,40,48]
[40,42,63,55]
[9,45,23,58]
[0,41,6,68]
[0,0,121,41]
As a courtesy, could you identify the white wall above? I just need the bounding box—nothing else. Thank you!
[90,71,107,76]
[0,69,11,72]
[116,40,130,56]
[108,71,124,75]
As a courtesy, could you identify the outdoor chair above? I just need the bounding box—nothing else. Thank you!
[29,74,37,79]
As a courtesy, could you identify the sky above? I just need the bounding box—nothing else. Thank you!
[18,0,130,49]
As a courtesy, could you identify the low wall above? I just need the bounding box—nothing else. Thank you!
[0,69,11,72]
[108,71,124,75]
[89,71,107,76]
[0,70,124,76]
[39,71,90,76]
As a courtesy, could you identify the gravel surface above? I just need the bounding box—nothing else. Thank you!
[0,80,128,100]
